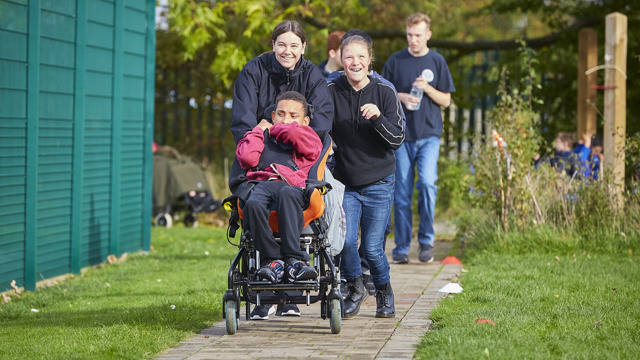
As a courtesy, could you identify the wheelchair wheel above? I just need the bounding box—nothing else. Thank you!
[329,298,341,334]
[154,212,173,228]
[225,300,238,335]
[183,213,198,228]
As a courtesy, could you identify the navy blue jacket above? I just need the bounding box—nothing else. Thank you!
[231,52,333,144]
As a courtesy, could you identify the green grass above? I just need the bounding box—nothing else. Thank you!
[0,227,236,360]
[416,251,640,359]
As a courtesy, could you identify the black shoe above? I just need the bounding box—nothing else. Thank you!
[418,244,434,263]
[375,282,395,318]
[277,303,301,316]
[249,304,275,320]
[339,278,348,299]
[256,260,285,283]
[285,260,318,282]
[343,275,368,318]
[392,253,409,264]
[362,273,376,296]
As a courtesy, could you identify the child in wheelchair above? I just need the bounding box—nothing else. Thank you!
[236,91,323,318]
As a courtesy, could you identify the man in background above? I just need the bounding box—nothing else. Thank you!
[382,13,455,264]
[318,30,346,79]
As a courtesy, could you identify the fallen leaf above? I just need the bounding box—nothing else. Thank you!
[611,288,617,293]
[475,318,496,325]
[629,249,633,255]
[1,293,11,304]
[107,253,128,264]
[10,280,21,295]
[554,256,561,262]
[204,335,209,338]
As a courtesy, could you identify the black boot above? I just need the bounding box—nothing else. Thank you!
[343,275,368,318]
[375,282,395,318]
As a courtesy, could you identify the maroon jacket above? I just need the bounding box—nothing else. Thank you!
[236,122,322,187]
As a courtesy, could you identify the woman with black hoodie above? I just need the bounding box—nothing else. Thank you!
[328,35,404,318]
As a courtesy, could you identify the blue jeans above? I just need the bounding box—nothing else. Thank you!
[341,174,394,286]
[393,137,440,256]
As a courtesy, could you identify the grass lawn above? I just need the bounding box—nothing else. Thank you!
[0,226,236,360]
[3,225,639,359]
[416,251,640,359]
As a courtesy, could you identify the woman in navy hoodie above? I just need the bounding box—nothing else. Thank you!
[328,35,404,319]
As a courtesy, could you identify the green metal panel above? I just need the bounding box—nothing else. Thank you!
[40,11,75,42]
[142,0,155,251]
[25,0,41,291]
[41,0,75,15]
[36,0,77,281]
[1,60,27,88]
[109,0,124,256]
[123,31,145,55]
[40,66,74,93]
[87,22,114,49]
[71,0,86,274]
[0,0,154,292]
[0,89,26,117]
[0,31,27,63]
[0,2,28,33]
[87,0,114,25]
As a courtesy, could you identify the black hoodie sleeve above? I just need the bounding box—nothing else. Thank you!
[301,60,334,139]
[369,83,405,150]
[231,59,263,145]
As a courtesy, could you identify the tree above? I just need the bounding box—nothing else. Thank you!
[156,0,639,166]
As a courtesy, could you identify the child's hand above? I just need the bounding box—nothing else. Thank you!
[257,119,273,132]
[360,103,380,120]
[581,132,592,148]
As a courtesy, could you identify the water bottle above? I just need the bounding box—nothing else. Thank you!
[407,85,423,111]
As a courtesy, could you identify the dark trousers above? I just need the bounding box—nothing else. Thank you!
[242,181,309,263]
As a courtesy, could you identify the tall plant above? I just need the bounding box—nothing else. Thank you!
[472,41,542,232]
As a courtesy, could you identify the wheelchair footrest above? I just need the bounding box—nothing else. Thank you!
[248,281,319,292]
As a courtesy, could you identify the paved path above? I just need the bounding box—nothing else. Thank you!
[154,238,462,360]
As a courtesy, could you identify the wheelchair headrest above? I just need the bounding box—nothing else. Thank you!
[264,103,315,122]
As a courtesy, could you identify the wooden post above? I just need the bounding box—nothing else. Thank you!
[603,12,627,208]
[577,28,598,137]
[473,107,483,156]
[461,109,470,160]
[448,103,457,160]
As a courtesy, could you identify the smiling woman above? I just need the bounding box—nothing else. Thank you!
[272,29,306,71]
[328,34,404,320]
[230,20,333,158]
[341,36,373,91]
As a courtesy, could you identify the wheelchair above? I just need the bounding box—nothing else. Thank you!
[222,127,343,335]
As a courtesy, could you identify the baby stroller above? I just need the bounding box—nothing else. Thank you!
[222,125,343,335]
[153,146,222,228]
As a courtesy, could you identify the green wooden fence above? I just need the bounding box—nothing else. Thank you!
[0,0,155,292]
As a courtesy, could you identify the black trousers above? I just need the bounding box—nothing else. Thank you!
[243,181,309,263]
